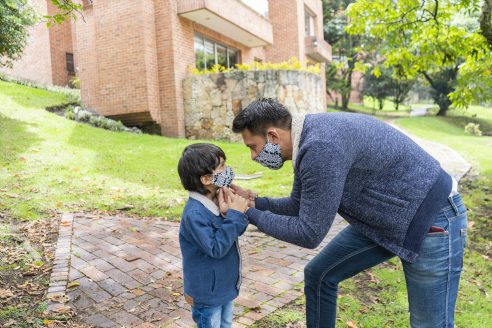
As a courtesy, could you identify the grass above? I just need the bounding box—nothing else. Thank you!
[328,97,412,117]
[0,80,293,221]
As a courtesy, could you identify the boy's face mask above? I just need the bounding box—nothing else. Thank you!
[254,139,283,170]
[211,166,235,187]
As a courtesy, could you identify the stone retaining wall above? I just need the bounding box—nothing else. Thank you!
[182,70,324,141]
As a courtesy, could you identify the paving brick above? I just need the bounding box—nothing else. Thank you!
[84,314,117,328]
[128,268,153,285]
[80,265,108,282]
[110,309,144,326]
[99,278,127,296]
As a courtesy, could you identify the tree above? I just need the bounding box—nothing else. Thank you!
[346,0,492,112]
[0,0,83,68]
[322,0,360,110]
[363,68,393,111]
[391,69,415,111]
[0,0,37,67]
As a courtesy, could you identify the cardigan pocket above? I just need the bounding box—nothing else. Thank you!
[362,188,410,208]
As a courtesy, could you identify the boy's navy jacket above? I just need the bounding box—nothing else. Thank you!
[179,191,248,307]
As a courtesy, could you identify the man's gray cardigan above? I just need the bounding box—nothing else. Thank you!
[246,112,452,263]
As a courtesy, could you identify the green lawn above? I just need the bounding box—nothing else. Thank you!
[0,80,293,221]
[328,97,412,117]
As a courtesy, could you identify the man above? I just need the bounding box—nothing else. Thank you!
[231,98,467,328]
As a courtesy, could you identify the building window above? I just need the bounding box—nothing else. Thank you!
[305,8,316,37]
[194,34,239,69]
[66,53,75,73]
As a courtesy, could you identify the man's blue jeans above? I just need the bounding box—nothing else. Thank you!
[191,301,233,328]
[304,194,467,328]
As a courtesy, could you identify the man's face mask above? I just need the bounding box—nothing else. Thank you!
[254,139,283,170]
[211,166,235,187]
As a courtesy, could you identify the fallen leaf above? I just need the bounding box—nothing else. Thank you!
[67,281,80,288]
[52,305,72,314]
[47,293,70,303]
[0,288,14,298]
[346,320,358,328]
[3,319,17,327]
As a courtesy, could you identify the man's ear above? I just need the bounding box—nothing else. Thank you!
[266,128,280,144]
[200,175,212,186]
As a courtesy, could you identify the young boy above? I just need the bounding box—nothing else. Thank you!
[178,143,249,328]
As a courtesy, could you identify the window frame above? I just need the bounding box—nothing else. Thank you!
[194,34,240,70]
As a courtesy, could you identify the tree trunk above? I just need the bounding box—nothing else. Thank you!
[480,0,492,49]
[436,104,450,116]
[341,95,350,110]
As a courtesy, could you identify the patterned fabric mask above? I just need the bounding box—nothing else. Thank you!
[254,140,283,170]
[211,166,235,187]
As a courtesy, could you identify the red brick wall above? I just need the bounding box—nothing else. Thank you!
[73,5,98,110]
[0,0,53,85]
[46,1,74,86]
[75,0,161,124]
[265,0,302,63]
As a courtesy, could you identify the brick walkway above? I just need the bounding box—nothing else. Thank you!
[49,213,345,327]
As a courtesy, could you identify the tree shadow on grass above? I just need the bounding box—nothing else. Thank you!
[0,113,41,167]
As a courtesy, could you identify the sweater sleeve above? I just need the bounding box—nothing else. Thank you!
[184,209,248,259]
[246,140,351,249]
[254,172,301,216]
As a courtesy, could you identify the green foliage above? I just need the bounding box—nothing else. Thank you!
[44,0,83,27]
[346,0,492,109]
[322,0,360,110]
[189,57,320,75]
[0,0,38,67]
[363,67,414,111]
[70,76,80,89]
[363,68,394,111]
[464,122,483,136]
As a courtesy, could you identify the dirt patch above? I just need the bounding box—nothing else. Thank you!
[0,213,86,327]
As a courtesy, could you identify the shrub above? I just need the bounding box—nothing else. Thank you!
[464,123,482,136]
[189,57,321,75]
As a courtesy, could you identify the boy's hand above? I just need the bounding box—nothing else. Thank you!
[230,183,257,208]
[224,187,249,213]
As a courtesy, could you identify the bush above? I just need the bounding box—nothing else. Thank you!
[61,106,141,133]
[464,123,482,136]
[189,57,320,75]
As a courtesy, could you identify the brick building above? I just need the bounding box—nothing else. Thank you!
[2,0,331,137]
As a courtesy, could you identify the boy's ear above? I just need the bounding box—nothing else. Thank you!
[200,175,212,186]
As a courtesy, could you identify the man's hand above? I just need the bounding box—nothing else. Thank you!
[230,183,257,208]
[224,187,249,213]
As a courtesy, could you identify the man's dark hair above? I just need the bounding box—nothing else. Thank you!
[232,98,292,136]
[178,143,226,195]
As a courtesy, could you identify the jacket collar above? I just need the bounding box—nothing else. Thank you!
[188,191,220,216]
[291,113,306,168]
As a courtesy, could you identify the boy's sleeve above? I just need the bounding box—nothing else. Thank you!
[184,209,248,259]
